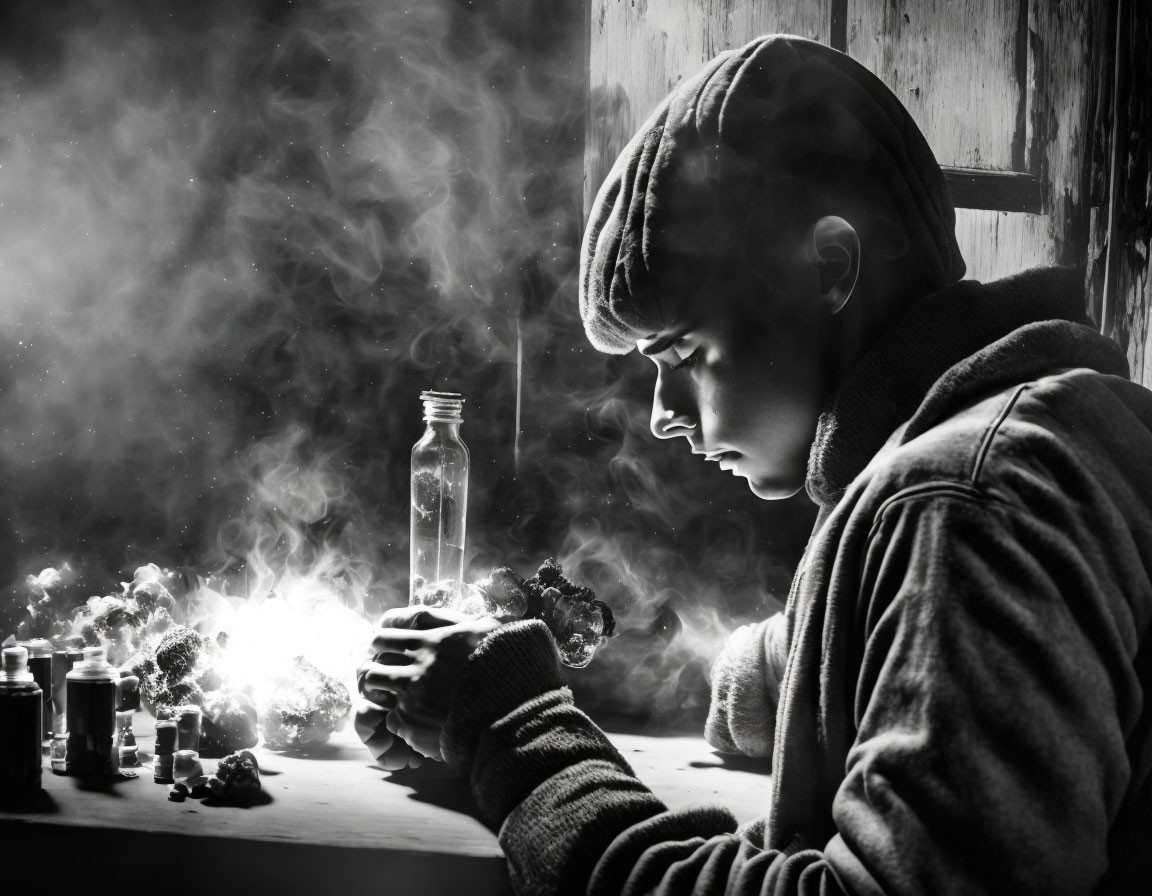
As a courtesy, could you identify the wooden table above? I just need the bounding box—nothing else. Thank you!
[0,714,772,893]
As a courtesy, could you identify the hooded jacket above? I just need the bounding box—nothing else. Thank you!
[441,265,1152,896]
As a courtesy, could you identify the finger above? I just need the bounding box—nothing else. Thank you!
[353,698,390,741]
[382,738,430,771]
[366,654,413,706]
[353,695,389,719]
[359,655,412,701]
[383,707,433,738]
[408,726,444,762]
[377,606,467,631]
[354,701,399,763]
[361,686,398,711]
[378,739,416,771]
[356,661,399,709]
[387,709,443,763]
[374,710,417,770]
[376,606,434,630]
[363,661,424,694]
[375,650,415,665]
[371,627,437,656]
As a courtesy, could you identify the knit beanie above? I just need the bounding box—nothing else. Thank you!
[579,34,965,354]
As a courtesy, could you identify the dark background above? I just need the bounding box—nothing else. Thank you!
[0,0,816,729]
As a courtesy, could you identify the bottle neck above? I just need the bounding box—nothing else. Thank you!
[425,420,462,439]
[0,667,34,685]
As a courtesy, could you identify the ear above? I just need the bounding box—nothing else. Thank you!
[806,216,860,314]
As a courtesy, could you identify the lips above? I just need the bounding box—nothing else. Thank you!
[695,449,740,469]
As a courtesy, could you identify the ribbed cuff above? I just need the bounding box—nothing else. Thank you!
[704,617,779,759]
[442,618,565,773]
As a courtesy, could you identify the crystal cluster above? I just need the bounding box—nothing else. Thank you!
[472,558,616,668]
[206,750,262,804]
[258,656,352,750]
[199,689,259,757]
[131,624,211,710]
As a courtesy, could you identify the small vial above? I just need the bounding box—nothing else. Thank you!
[116,710,139,768]
[175,705,202,752]
[154,718,178,755]
[172,749,200,785]
[153,753,174,784]
[49,734,67,773]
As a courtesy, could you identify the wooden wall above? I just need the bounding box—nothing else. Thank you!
[584,0,1152,388]
[1095,0,1152,385]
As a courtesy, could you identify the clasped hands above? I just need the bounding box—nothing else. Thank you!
[355,605,503,770]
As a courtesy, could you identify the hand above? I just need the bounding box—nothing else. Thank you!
[355,606,459,769]
[360,607,503,763]
[353,695,426,770]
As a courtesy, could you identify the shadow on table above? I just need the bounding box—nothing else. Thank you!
[71,771,144,797]
[0,789,58,814]
[384,764,483,821]
[688,754,772,774]
[200,788,274,809]
[597,715,709,738]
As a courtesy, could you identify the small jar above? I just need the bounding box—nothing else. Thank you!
[49,734,67,773]
[172,750,200,784]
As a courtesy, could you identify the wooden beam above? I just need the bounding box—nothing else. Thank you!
[1103,0,1152,385]
[943,168,1043,214]
[830,0,848,51]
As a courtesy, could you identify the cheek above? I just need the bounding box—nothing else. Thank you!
[716,362,824,452]
[697,366,769,444]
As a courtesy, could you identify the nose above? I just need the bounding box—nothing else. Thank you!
[650,375,697,440]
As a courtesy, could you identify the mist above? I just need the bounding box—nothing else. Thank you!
[0,0,815,730]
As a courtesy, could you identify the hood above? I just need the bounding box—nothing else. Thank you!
[806,266,1129,508]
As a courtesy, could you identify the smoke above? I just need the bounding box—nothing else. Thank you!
[0,0,815,731]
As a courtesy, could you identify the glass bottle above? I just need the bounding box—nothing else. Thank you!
[410,390,470,607]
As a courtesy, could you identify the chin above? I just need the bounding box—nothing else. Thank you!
[745,473,806,501]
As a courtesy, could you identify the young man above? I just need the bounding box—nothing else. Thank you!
[359,35,1152,895]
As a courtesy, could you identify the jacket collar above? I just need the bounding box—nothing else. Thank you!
[805,266,1128,509]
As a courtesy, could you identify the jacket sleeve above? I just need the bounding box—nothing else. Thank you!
[444,491,1129,895]
[704,614,788,758]
[815,491,1127,895]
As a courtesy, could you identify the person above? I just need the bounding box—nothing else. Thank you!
[356,34,1152,895]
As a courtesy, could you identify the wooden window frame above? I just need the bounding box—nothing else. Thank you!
[830,0,1042,214]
